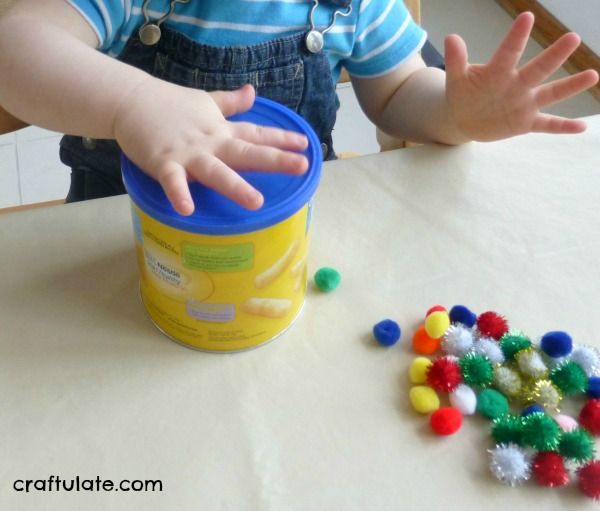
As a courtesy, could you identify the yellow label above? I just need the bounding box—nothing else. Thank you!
[130,203,311,351]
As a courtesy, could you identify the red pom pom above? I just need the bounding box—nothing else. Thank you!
[532,452,569,487]
[579,460,600,500]
[426,305,447,317]
[430,407,462,435]
[580,399,600,435]
[476,311,508,340]
[426,357,462,392]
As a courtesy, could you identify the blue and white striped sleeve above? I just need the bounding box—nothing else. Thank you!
[65,0,128,51]
[344,0,427,78]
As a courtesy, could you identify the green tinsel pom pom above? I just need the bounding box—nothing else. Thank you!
[499,331,532,361]
[521,412,561,451]
[459,353,494,388]
[491,413,524,445]
[549,361,588,396]
[558,427,595,463]
[477,389,509,419]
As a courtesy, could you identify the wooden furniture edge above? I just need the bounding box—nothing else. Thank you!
[0,199,65,214]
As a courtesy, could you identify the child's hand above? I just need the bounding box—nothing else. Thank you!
[113,81,309,216]
[444,12,599,141]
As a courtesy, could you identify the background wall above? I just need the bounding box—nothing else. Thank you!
[540,0,600,55]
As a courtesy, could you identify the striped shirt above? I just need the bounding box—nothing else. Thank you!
[66,0,427,82]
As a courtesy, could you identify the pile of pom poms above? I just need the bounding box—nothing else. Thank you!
[407,304,600,500]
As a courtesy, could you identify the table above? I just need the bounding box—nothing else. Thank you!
[2,116,600,510]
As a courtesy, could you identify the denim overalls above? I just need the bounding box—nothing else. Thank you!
[60,0,351,203]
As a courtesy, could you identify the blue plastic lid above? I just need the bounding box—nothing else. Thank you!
[121,96,322,235]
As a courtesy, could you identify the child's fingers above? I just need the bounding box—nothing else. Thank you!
[186,153,264,210]
[535,69,599,109]
[231,121,309,152]
[217,139,308,174]
[519,32,581,87]
[157,160,195,216]
[488,11,534,71]
[444,34,468,82]
[531,113,587,134]
[210,84,255,117]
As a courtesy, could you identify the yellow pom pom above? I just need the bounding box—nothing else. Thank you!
[424,311,450,339]
[410,357,432,384]
[409,385,440,414]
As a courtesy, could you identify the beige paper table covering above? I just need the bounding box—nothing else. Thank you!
[1,116,600,510]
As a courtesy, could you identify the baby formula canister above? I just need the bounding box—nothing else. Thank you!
[121,97,322,352]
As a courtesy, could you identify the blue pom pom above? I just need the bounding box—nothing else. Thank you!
[540,331,573,358]
[521,404,544,417]
[449,305,477,328]
[373,319,401,347]
[588,376,600,398]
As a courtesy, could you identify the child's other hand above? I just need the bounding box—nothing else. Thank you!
[113,82,309,216]
[444,12,599,141]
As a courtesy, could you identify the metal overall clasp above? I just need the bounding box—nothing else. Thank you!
[305,0,352,53]
[139,0,191,46]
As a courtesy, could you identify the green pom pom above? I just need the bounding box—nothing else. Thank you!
[459,353,494,388]
[521,412,561,451]
[491,413,524,444]
[549,361,588,396]
[559,427,595,463]
[314,267,341,292]
[477,389,509,419]
[499,332,532,360]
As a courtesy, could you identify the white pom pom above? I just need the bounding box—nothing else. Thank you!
[472,337,505,365]
[488,444,531,486]
[516,349,547,378]
[442,324,474,357]
[493,366,521,397]
[449,383,477,415]
[570,345,600,376]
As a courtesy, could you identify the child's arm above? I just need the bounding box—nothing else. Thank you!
[351,12,599,145]
[0,0,308,215]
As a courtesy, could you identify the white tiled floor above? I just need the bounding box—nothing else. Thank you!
[1,0,598,208]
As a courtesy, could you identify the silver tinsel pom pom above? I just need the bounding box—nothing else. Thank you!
[488,444,531,486]
[442,324,474,357]
[570,345,600,377]
[472,337,505,365]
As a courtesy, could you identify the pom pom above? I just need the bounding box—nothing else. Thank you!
[449,384,477,415]
[579,399,600,435]
[426,305,446,316]
[409,357,432,384]
[441,324,474,357]
[522,404,544,416]
[426,357,462,392]
[493,366,522,397]
[477,388,509,419]
[412,325,441,355]
[313,267,341,292]
[449,304,477,328]
[525,379,563,412]
[554,414,579,432]
[472,337,505,365]
[559,427,595,463]
[409,386,440,414]
[578,460,600,500]
[571,345,600,377]
[499,331,532,361]
[521,412,562,451]
[459,352,494,388]
[549,361,588,396]
[540,331,573,358]
[492,414,524,445]
[424,310,450,339]
[476,311,509,340]
[516,348,548,379]
[532,452,569,487]
[430,407,462,435]
[488,444,531,486]
[372,319,401,347]
[588,376,600,398]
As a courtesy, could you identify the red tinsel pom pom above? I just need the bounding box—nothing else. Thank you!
[476,311,509,340]
[532,452,569,487]
[426,357,462,392]
[580,399,600,435]
[430,407,462,436]
[579,460,600,500]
